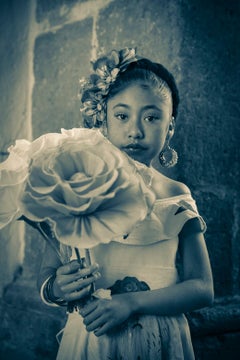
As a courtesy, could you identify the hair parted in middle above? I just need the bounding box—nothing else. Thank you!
[80,48,179,129]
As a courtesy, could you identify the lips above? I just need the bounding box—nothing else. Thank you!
[124,143,147,151]
[122,144,147,157]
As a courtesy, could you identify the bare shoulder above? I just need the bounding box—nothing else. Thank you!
[151,168,191,199]
[167,178,191,197]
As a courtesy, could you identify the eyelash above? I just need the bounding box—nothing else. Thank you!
[115,113,128,121]
[144,114,160,122]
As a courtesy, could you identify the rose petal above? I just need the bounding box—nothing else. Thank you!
[0,145,30,228]
[45,176,151,247]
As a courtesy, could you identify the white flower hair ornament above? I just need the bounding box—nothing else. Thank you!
[80,48,138,128]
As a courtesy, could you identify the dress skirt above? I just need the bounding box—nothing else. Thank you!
[57,311,195,360]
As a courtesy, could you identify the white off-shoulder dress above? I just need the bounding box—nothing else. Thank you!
[56,194,206,360]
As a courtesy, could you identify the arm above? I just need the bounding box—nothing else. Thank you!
[82,218,214,335]
[37,241,62,293]
[127,218,214,316]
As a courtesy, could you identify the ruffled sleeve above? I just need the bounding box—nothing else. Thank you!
[163,195,207,237]
[113,194,206,246]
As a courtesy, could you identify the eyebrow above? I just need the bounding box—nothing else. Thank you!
[112,104,163,112]
[112,103,130,110]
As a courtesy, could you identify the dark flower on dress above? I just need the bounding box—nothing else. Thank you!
[107,276,150,337]
[109,276,150,295]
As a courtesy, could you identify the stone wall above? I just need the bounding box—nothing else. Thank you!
[0,0,239,359]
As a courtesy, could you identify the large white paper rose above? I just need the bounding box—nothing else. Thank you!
[19,128,155,248]
[0,140,30,229]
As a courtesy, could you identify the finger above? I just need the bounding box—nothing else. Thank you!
[77,263,100,278]
[55,271,82,288]
[80,299,99,317]
[61,273,101,293]
[54,270,84,289]
[56,263,100,286]
[94,321,114,337]
[85,316,106,332]
[83,306,103,326]
[56,260,80,275]
[64,286,90,301]
[57,261,99,276]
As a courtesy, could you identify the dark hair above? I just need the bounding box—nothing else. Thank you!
[81,50,180,128]
[108,58,179,118]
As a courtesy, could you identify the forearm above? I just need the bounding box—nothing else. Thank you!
[37,239,63,293]
[37,265,58,293]
[127,278,214,317]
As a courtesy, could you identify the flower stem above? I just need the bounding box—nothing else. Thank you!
[74,247,84,268]
[74,248,95,293]
[18,216,63,260]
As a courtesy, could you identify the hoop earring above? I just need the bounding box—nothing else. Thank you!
[159,145,178,168]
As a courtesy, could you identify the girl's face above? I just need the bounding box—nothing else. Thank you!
[106,82,174,166]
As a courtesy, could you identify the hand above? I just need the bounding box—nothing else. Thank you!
[53,260,101,302]
[81,294,133,336]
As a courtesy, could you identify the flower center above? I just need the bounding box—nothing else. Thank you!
[70,172,88,181]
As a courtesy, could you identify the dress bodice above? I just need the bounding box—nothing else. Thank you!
[72,194,206,291]
[112,193,206,246]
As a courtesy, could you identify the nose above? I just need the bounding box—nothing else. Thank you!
[127,119,144,139]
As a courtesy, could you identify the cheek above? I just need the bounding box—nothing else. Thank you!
[158,120,171,139]
[106,113,123,142]
[106,111,114,131]
[150,127,168,151]
[106,121,121,145]
[150,123,168,139]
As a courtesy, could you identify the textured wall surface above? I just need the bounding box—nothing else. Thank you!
[0,0,32,298]
[0,0,239,359]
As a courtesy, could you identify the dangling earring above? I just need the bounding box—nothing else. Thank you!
[159,144,178,168]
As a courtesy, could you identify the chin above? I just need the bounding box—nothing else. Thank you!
[132,156,150,166]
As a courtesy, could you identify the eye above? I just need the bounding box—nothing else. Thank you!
[144,114,160,123]
[115,113,128,121]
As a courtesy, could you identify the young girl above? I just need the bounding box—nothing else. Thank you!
[38,48,214,359]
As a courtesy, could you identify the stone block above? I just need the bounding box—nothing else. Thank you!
[0,0,32,150]
[193,332,240,360]
[175,0,239,190]
[0,222,24,297]
[192,191,234,296]
[97,0,182,79]
[21,224,46,282]
[32,18,93,138]
[36,0,81,26]
[188,296,240,358]
[188,296,240,337]
[0,279,66,360]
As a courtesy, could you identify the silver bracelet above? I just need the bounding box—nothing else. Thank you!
[42,274,67,306]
